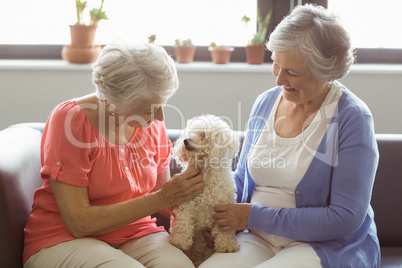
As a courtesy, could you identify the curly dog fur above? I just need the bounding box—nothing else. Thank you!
[169,114,240,266]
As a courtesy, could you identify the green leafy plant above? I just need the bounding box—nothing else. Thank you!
[90,0,108,26]
[75,0,108,26]
[242,8,272,46]
[148,34,157,44]
[75,0,87,25]
[209,42,232,50]
[209,42,217,49]
[175,39,194,47]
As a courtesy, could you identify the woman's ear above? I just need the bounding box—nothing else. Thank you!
[103,99,116,116]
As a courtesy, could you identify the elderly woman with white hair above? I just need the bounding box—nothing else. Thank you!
[23,41,203,268]
[201,4,380,268]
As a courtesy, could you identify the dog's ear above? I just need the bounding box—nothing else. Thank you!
[172,137,189,168]
[199,131,207,141]
[193,131,211,150]
[209,129,237,159]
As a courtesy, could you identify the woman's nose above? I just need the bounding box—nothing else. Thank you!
[154,107,164,122]
[275,70,286,87]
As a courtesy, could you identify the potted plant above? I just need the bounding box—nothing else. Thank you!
[62,0,109,64]
[148,34,157,44]
[174,39,196,64]
[242,8,272,65]
[208,42,235,64]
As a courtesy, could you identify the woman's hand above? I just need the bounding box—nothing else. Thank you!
[214,203,253,232]
[159,168,203,207]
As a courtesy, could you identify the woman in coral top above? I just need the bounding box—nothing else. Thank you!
[23,41,203,268]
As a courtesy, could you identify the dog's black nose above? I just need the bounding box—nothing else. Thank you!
[184,139,189,146]
[184,139,196,151]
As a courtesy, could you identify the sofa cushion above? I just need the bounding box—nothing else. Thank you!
[381,247,402,268]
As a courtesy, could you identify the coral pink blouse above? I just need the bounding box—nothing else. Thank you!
[23,100,171,264]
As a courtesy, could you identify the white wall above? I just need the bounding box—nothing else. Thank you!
[1,61,401,134]
[340,71,402,135]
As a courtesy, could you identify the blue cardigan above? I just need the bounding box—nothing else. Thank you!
[235,85,380,267]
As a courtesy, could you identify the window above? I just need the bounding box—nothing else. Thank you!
[4,0,399,63]
[1,0,257,47]
[1,0,259,60]
[327,0,402,63]
[328,0,402,49]
[0,0,324,61]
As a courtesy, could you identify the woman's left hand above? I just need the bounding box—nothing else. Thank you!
[214,203,253,232]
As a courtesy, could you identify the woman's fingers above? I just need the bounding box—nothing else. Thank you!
[181,168,200,181]
[214,203,252,232]
[160,168,203,206]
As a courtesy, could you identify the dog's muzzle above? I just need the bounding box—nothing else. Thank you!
[183,139,196,151]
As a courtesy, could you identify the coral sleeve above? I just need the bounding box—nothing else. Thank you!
[40,101,96,187]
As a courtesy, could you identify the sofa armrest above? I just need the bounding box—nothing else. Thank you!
[372,134,402,248]
[0,124,44,268]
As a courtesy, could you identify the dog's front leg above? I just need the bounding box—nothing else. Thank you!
[211,224,240,253]
[170,206,195,251]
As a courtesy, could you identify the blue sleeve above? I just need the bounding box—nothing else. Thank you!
[248,105,379,241]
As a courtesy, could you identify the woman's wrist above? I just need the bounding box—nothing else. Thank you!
[157,188,173,208]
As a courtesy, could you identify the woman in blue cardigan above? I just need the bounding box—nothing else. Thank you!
[200,4,380,268]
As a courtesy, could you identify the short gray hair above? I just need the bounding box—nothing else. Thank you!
[92,40,179,113]
[267,4,355,81]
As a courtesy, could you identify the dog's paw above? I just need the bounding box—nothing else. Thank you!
[215,240,240,253]
[214,233,240,253]
[212,228,240,253]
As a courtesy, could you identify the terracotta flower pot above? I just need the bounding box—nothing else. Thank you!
[208,47,235,64]
[69,24,97,48]
[62,45,101,64]
[63,24,101,64]
[245,45,266,65]
[174,46,196,63]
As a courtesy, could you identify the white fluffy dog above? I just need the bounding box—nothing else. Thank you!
[169,114,240,266]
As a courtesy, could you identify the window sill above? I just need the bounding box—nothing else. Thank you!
[0,60,402,74]
[0,60,272,73]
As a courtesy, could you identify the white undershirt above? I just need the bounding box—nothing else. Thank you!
[248,81,343,246]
